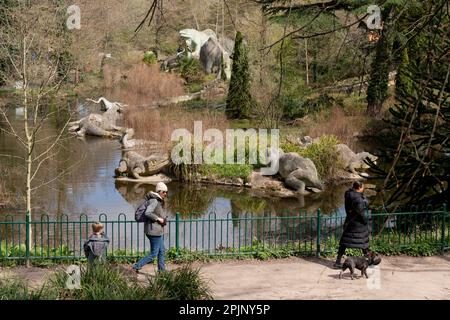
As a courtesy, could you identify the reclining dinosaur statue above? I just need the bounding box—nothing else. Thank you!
[268,148,325,194]
[86,97,127,111]
[120,128,165,152]
[68,104,125,138]
[115,151,170,180]
[335,144,378,177]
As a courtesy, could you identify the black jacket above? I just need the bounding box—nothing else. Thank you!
[339,188,370,249]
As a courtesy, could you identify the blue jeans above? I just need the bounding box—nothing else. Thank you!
[133,235,165,271]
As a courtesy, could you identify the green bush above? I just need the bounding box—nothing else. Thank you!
[145,264,213,300]
[180,57,204,84]
[143,51,157,65]
[49,264,142,300]
[281,135,344,180]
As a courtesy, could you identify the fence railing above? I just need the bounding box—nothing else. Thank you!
[0,205,448,262]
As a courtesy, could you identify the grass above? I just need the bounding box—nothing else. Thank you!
[0,278,59,300]
[0,263,213,300]
[198,163,253,181]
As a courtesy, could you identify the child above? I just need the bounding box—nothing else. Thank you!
[83,222,109,265]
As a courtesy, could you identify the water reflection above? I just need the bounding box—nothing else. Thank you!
[0,95,355,222]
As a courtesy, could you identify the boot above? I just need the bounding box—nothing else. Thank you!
[333,256,343,269]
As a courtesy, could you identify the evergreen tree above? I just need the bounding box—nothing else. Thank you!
[226,31,252,119]
[366,6,395,118]
[394,48,413,99]
[370,0,449,206]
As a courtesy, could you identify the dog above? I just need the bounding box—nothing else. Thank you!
[339,252,381,280]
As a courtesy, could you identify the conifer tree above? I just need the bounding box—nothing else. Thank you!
[226,31,252,119]
[370,0,449,206]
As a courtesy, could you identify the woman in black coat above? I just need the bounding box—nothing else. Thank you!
[333,181,371,269]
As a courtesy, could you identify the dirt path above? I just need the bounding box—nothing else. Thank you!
[1,254,449,300]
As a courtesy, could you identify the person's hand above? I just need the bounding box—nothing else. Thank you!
[157,217,167,226]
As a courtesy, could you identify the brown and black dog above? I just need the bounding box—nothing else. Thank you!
[339,252,382,280]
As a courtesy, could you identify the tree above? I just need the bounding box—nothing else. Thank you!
[226,31,253,119]
[370,0,449,206]
[0,1,78,265]
[366,7,394,118]
[0,0,16,86]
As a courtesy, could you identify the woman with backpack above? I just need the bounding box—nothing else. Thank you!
[133,182,168,273]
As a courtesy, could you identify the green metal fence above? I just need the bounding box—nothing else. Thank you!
[0,205,448,262]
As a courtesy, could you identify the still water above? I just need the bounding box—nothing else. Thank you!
[1,96,378,252]
[0,97,360,221]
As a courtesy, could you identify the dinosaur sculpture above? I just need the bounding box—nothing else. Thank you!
[268,149,324,194]
[115,151,170,180]
[178,28,233,80]
[120,128,165,152]
[68,104,125,138]
[335,144,378,177]
[179,28,212,59]
[86,97,127,111]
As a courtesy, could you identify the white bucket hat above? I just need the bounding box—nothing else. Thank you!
[155,182,168,193]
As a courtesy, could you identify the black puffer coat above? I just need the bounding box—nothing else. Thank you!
[339,188,370,249]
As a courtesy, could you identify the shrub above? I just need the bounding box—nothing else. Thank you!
[281,135,344,180]
[143,51,157,65]
[103,63,185,107]
[144,264,213,300]
[49,264,142,300]
[180,57,204,84]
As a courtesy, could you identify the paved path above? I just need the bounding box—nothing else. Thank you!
[1,254,449,299]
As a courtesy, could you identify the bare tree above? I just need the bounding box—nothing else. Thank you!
[0,1,80,265]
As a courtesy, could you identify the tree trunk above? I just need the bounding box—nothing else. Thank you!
[305,39,309,86]
[259,9,267,86]
[22,38,32,268]
[367,102,383,118]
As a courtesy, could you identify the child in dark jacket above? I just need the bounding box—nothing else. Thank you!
[83,222,109,265]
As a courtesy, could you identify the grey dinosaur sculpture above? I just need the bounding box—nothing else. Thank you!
[274,149,325,194]
[115,151,170,180]
[120,128,166,152]
[335,144,378,177]
[86,97,127,111]
[68,104,125,138]
[200,37,223,77]
[176,28,233,80]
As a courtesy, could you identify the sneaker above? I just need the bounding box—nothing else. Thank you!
[132,266,140,274]
[332,262,343,269]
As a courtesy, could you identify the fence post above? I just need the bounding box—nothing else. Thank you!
[175,213,180,257]
[25,210,30,266]
[441,204,447,254]
[316,209,321,257]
